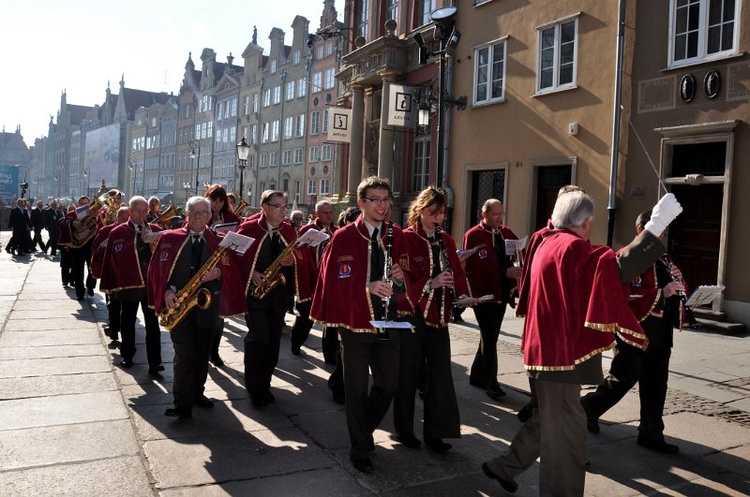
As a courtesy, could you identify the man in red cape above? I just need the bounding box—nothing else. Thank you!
[482,190,682,496]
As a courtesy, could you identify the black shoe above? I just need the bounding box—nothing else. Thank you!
[120,358,133,368]
[210,355,224,367]
[148,367,163,377]
[425,437,452,453]
[397,435,421,449]
[637,437,679,454]
[291,345,301,356]
[351,456,373,474]
[481,462,518,493]
[332,390,345,404]
[264,390,275,404]
[87,288,94,296]
[195,395,214,408]
[587,417,600,434]
[251,393,269,408]
[108,340,120,350]
[149,364,165,373]
[486,387,507,400]
[164,406,192,418]
[76,295,84,301]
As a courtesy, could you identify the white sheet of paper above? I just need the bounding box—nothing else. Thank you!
[219,231,255,255]
[686,285,724,307]
[457,247,478,261]
[505,236,528,254]
[298,228,330,247]
[75,205,91,219]
[454,294,494,307]
[370,320,413,330]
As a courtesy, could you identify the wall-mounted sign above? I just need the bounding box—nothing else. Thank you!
[327,108,352,143]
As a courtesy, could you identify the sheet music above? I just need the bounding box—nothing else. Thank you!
[75,205,91,219]
[298,228,330,247]
[454,294,495,307]
[505,236,528,255]
[219,231,255,255]
[456,247,478,261]
[369,320,413,330]
[686,285,724,307]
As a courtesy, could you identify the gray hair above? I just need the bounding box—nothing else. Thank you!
[129,195,148,208]
[481,198,502,213]
[315,200,332,212]
[185,196,210,213]
[551,190,595,229]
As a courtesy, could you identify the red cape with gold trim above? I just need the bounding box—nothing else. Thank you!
[521,229,646,371]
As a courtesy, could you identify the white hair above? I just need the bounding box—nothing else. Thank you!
[550,191,595,229]
[185,196,210,213]
[129,195,148,208]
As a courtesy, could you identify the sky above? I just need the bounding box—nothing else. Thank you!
[0,0,345,143]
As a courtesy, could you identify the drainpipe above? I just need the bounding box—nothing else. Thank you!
[607,0,627,247]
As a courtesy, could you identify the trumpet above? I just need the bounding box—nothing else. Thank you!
[154,204,180,228]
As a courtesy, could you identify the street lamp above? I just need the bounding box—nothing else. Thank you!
[236,137,251,201]
[129,155,138,197]
[182,181,191,201]
[189,139,200,195]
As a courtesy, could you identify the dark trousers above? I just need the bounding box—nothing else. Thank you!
[106,294,122,340]
[486,378,587,497]
[322,326,338,364]
[328,338,344,396]
[394,317,460,440]
[210,319,224,360]
[243,304,286,395]
[340,328,400,459]
[120,296,162,367]
[639,340,672,439]
[170,314,215,411]
[70,245,95,298]
[470,302,507,390]
[47,227,59,255]
[581,337,643,421]
[60,247,73,285]
[31,231,46,251]
[290,300,314,350]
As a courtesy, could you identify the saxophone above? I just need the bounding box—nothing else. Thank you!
[159,246,226,331]
[250,236,299,300]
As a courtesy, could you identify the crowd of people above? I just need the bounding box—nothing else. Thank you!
[6,178,689,495]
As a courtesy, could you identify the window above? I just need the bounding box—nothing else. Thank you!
[310,111,321,135]
[307,179,317,195]
[293,49,301,64]
[358,0,369,40]
[294,147,304,164]
[260,153,268,168]
[324,67,335,89]
[323,109,329,133]
[295,181,301,203]
[317,45,324,59]
[320,178,330,196]
[309,145,321,162]
[271,120,280,142]
[312,71,322,93]
[252,93,259,113]
[412,135,430,191]
[298,78,307,98]
[474,39,506,104]
[269,151,277,166]
[284,117,293,140]
[321,144,332,161]
[386,1,399,32]
[286,81,295,101]
[273,85,281,104]
[670,0,739,67]
[537,17,577,93]
[244,95,251,115]
[261,122,269,143]
[270,59,277,74]
[250,124,258,145]
[283,149,292,165]
[419,0,436,26]
[326,40,334,56]
[263,89,271,107]
[230,98,237,117]
[295,114,305,137]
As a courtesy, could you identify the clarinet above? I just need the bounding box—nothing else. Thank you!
[660,253,688,306]
[382,222,394,321]
[434,226,456,301]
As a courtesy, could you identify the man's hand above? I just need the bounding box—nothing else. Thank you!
[280,253,295,266]
[391,263,404,283]
[251,270,265,287]
[201,267,221,282]
[431,270,454,289]
[164,289,179,309]
[369,280,394,299]
[664,281,685,298]
[506,266,522,280]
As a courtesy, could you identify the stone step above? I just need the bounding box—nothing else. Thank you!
[693,317,746,335]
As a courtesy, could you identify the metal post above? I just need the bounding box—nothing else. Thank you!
[436,40,447,189]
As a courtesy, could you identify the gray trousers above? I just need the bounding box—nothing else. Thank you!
[486,378,587,496]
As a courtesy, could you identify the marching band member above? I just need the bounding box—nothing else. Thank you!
[100,196,163,372]
[146,196,161,223]
[290,200,336,357]
[311,177,413,474]
[91,206,129,347]
[236,190,296,408]
[463,199,520,400]
[147,196,243,418]
[395,186,468,453]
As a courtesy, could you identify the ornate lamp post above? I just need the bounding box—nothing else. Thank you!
[236,137,251,201]
[189,139,201,195]
[182,181,192,202]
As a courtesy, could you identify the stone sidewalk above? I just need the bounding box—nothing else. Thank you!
[1,237,749,496]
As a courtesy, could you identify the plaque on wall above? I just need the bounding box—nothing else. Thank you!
[680,74,696,103]
[704,70,721,99]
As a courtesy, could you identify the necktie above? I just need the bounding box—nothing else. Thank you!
[190,234,203,276]
[270,229,281,258]
[370,228,383,281]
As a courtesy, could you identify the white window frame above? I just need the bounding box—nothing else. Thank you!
[668,0,740,68]
[295,114,305,137]
[535,15,579,95]
[263,89,271,107]
[309,145,321,162]
[273,85,281,105]
[294,148,304,164]
[312,71,322,93]
[473,37,507,105]
[320,178,330,196]
[271,120,280,142]
[412,135,430,192]
[310,111,321,135]
[298,78,307,98]
[307,179,317,196]
[321,144,332,161]
[286,81,295,101]
[324,67,335,89]
[282,149,292,165]
[261,122,269,143]
[284,117,293,140]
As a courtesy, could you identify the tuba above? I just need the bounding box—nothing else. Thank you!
[250,236,299,300]
[233,198,249,216]
[159,246,226,331]
[154,204,180,228]
[70,189,122,248]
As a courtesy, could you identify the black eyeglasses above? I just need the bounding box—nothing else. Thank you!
[362,197,392,205]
